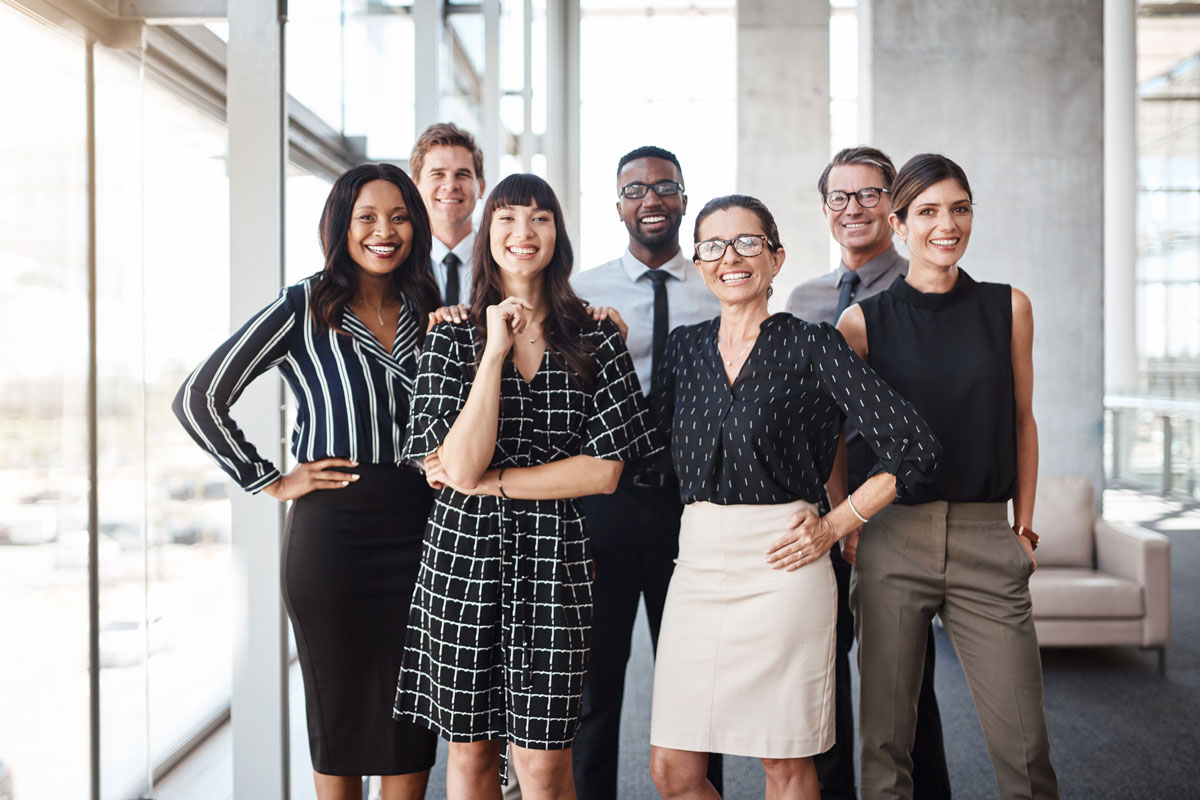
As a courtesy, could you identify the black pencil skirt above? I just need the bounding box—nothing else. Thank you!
[282,463,438,776]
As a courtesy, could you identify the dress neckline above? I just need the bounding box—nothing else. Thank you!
[888,268,978,310]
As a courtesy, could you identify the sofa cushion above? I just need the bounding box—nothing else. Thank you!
[1029,567,1144,618]
[1031,475,1095,567]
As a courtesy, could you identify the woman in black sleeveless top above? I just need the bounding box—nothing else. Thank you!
[837,154,1058,800]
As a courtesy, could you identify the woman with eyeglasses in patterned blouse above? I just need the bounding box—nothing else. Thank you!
[647,193,940,800]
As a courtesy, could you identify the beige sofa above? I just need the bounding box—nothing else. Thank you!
[1024,475,1172,673]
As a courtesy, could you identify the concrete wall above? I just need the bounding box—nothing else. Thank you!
[737,0,830,308]
[862,0,1105,498]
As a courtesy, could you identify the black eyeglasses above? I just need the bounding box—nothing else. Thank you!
[694,234,773,262]
[824,187,889,211]
[619,180,684,200]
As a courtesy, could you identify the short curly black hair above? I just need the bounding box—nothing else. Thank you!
[616,145,683,183]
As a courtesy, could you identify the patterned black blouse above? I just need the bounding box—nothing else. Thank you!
[652,313,940,506]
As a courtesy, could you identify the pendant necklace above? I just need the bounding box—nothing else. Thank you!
[720,336,755,367]
[527,319,547,345]
[354,297,386,326]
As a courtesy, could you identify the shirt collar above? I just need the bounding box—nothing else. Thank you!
[838,244,905,290]
[620,246,695,284]
[431,229,475,265]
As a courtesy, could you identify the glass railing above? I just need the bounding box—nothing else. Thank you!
[1105,394,1200,500]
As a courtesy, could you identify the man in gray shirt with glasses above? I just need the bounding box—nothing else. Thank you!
[787,146,951,800]
[571,146,722,799]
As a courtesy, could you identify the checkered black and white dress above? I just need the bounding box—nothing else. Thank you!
[394,317,660,756]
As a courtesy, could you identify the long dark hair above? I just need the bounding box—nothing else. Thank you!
[470,173,596,386]
[309,162,441,339]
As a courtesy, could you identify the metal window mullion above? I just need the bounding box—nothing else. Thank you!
[85,35,101,800]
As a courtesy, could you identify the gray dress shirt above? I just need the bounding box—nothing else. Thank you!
[785,245,908,490]
[785,245,907,325]
[430,230,476,305]
[572,248,722,396]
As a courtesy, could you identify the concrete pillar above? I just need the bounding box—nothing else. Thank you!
[546,0,581,250]
[413,0,445,135]
[862,0,1105,499]
[737,0,830,307]
[228,2,290,797]
[1105,0,1140,395]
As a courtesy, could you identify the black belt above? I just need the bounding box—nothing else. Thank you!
[621,467,674,489]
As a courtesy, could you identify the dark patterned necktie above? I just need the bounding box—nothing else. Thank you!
[646,270,669,383]
[835,270,861,318]
[443,252,461,306]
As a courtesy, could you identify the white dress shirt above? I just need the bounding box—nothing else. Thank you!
[572,247,722,395]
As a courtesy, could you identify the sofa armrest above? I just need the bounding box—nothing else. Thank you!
[1095,518,1171,647]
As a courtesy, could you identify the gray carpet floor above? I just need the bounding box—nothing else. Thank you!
[423,488,1200,798]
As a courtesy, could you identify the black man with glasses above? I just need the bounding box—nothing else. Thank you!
[786,146,951,800]
[571,146,723,800]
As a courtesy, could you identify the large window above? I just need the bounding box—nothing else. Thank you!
[0,6,91,798]
[1137,6,1200,399]
[93,46,236,798]
[577,1,737,271]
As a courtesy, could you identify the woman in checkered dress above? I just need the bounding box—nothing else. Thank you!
[394,173,660,798]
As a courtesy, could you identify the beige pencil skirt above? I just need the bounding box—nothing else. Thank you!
[650,499,837,759]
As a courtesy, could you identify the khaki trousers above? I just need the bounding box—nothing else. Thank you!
[851,501,1059,800]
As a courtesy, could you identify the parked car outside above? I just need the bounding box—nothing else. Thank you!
[0,757,13,800]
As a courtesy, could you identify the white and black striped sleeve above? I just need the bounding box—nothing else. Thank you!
[172,287,297,492]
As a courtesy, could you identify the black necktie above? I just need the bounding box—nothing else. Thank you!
[835,270,861,318]
[443,252,461,306]
[646,270,669,383]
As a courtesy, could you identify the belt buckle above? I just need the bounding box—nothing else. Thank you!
[632,469,665,489]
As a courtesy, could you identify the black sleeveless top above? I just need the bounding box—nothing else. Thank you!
[858,269,1015,505]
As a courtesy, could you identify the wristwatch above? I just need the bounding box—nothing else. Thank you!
[1013,524,1039,550]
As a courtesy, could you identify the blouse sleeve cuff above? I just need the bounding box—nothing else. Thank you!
[867,435,939,499]
[403,416,454,460]
[245,467,283,495]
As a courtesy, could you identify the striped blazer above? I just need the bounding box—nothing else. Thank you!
[172,276,421,492]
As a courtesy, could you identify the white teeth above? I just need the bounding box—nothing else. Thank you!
[509,246,536,255]
[436,198,463,203]
[844,222,868,229]
[366,244,396,254]
[931,238,958,246]
[721,272,751,283]
[641,215,666,224]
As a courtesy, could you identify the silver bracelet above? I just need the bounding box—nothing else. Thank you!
[846,494,869,524]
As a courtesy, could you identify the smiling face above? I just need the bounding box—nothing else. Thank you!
[616,156,687,257]
[823,162,894,263]
[891,177,973,272]
[415,144,485,239]
[693,206,784,308]
[489,202,557,284]
[345,179,414,278]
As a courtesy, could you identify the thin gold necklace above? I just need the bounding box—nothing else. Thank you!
[354,298,387,326]
[526,318,548,345]
[720,336,755,367]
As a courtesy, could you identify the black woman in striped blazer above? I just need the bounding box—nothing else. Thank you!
[173,163,442,800]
